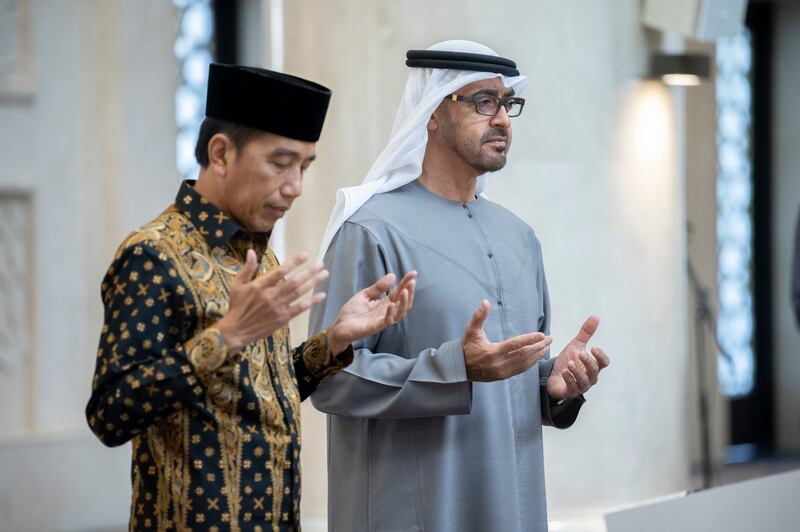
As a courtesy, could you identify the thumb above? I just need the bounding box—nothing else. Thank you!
[573,314,599,344]
[234,249,258,285]
[363,273,396,300]
[465,300,490,337]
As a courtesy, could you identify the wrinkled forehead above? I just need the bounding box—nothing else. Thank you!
[456,77,514,96]
[246,130,318,161]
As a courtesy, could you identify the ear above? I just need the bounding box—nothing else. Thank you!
[428,102,450,133]
[207,133,236,177]
[426,114,438,132]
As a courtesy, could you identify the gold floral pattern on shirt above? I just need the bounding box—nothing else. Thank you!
[86,180,353,531]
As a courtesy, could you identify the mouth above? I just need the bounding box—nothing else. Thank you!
[484,138,508,151]
[266,205,290,218]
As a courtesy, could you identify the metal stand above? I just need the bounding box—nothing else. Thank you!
[687,260,733,490]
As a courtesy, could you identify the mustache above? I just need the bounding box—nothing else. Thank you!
[480,129,509,143]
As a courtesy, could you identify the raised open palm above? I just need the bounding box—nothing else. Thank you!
[547,315,610,400]
[327,271,417,355]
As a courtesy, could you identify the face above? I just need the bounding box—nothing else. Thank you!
[221,131,316,233]
[433,77,514,173]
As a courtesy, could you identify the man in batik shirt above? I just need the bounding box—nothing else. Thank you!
[86,64,416,531]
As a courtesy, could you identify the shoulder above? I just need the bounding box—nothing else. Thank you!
[114,206,185,263]
[347,189,408,229]
[336,188,414,247]
[325,191,410,265]
[102,208,189,305]
[329,219,386,260]
[482,196,540,245]
[105,207,187,295]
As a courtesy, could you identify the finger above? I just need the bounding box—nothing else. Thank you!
[391,287,411,323]
[406,277,416,309]
[465,300,491,336]
[274,263,325,303]
[495,331,547,355]
[591,346,610,369]
[507,337,553,371]
[287,291,327,317]
[381,300,397,327]
[568,360,591,391]
[364,273,396,300]
[403,281,416,314]
[284,268,330,304]
[234,249,259,285]
[510,335,552,358]
[573,314,600,345]
[389,271,418,303]
[258,252,310,287]
[561,369,580,395]
[284,258,324,282]
[579,351,599,384]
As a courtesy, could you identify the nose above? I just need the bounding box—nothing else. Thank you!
[490,104,512,129]
[282,171,303,199]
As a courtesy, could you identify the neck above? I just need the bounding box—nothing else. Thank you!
[193,170,238,223]
[418,145,480,203]
[193,171,223,206]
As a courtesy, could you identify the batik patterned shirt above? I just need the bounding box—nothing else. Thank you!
[86,180,352,531]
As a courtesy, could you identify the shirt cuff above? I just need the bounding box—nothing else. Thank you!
[297,329,355,381]
[542,393,585,429]
[184,326,228,377]
[538,357,585,429]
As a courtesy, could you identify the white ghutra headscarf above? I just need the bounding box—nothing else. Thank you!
[318,40,527,259]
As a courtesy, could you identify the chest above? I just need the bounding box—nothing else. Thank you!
[168,236,301,427]
[380,210,544,343]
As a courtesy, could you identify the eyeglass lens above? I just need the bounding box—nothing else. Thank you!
[474,95,522,117]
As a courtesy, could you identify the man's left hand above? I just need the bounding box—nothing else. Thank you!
[547,315,610,400]
[327,271,417,355]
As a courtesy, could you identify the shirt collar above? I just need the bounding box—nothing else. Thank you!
[175,180,271,249]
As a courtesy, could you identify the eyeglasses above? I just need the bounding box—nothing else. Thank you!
[446,93,526,117]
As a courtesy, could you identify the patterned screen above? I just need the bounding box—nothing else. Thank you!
[716,27,754,397]
[174,0,214,181]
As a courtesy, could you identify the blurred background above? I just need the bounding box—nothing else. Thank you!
[0,0,798,530]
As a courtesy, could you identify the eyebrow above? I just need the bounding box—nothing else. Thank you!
[268,147,316,163]
[470,87,516,98]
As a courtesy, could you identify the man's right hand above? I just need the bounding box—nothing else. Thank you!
[216,249,329,354]
[462,299,552,382]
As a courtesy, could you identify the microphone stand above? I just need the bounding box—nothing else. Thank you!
[687,259,734,490]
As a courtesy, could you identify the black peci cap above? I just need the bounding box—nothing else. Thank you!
[205,63,332,142]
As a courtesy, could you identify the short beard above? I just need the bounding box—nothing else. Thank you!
[477,129,509,172]
[439,111,508,173]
